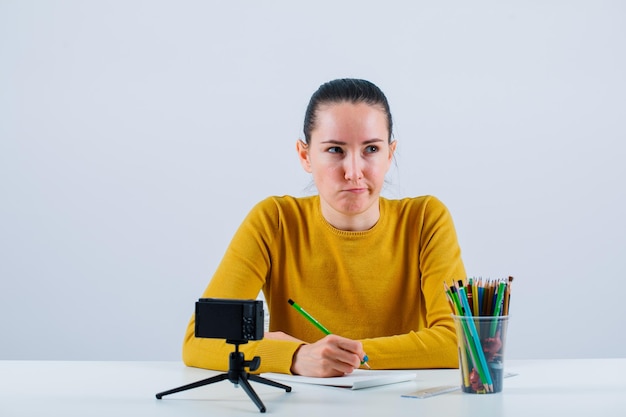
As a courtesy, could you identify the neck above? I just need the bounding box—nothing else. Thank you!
[320,199,380,231]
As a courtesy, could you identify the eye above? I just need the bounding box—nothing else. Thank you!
[365,145,379,153]
[327,146,343,154]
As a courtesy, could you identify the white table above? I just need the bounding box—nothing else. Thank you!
[1,359,624,416]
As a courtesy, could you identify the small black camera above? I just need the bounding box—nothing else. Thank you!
[195,298,264,342]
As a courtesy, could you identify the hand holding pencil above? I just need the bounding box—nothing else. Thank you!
[289,334,369,377]
[287,299,371,377]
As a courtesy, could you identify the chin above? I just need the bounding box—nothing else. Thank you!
[339,201,372,215]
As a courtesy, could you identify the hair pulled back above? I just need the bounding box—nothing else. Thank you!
[302,78,393,144]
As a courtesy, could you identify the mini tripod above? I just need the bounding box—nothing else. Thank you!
[155,340,291,413]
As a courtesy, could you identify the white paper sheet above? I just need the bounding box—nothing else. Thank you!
[261,369,417,390]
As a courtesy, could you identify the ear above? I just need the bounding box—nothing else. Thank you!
[388,140,397,163]
[296,139,312,173]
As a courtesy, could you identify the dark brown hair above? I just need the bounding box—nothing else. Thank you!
[302,78,393,144]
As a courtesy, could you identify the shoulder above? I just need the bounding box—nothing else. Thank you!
[252,195,317,213]
[381,195,456,231]
[382,196,460,248]
[246,195,318,224]
[383,195,450,215]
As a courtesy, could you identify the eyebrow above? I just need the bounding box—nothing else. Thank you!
[320,138,385,145]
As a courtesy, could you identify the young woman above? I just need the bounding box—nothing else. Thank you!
[183,78,466,377]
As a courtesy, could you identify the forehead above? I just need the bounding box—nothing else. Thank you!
[311,101,388,139]
[316,100,386,117]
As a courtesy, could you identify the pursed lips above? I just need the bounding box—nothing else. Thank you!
[343,187,368,193]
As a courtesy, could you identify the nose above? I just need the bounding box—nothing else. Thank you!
[344,153,363,181]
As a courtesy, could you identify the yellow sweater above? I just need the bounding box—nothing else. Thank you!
[183,195,466,373]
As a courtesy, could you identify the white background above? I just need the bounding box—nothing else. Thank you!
[1,1,624,361]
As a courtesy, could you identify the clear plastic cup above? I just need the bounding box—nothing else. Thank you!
[452,315,509,394]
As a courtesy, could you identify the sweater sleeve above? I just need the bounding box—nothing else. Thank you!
[181,198,302,374]
[361,197,466,369]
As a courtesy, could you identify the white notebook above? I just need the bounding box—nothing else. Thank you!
[261,369,417,390]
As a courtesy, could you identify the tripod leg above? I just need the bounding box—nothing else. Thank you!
[248,374,292,392]
[237,375,267,413]
[156,373,229,399]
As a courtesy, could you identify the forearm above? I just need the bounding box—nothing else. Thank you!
[182,316,302,374]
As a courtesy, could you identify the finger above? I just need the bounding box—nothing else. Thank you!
[331,336,365,358]
[320,341,363,371]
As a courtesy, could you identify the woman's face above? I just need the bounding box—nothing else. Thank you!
[297,101,396,230]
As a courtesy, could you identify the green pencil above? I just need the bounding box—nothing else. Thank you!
[287,298,370,369]
[288,299,331,335]
[490,281,507,337]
